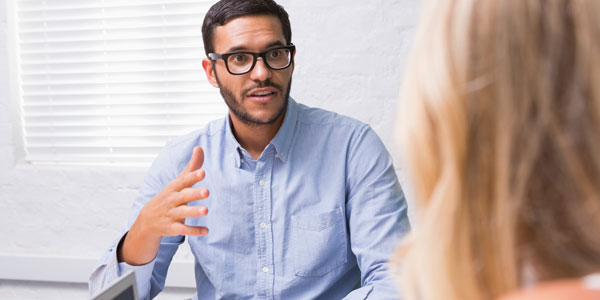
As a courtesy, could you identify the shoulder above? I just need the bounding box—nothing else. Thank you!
[156,117,227,169]
[499,279,600,300]
[296,103,369,133]
[293,103,390,161]
[165,118,225,149]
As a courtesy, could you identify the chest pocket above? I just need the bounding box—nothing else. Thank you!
[290,207,348,276]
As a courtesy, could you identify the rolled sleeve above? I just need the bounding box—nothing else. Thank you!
[118,255,157,298]
[89,232,157,300]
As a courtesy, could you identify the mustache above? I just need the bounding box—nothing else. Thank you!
[241,80,284,96]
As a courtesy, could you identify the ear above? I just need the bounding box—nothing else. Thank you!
[202,58,219,88]
[291,49,297,72]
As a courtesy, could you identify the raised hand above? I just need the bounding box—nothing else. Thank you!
[118,146,210,265]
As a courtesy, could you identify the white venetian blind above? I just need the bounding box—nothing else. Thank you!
[13,0,225,165]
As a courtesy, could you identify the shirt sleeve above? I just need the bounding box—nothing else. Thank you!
[88,232,157,299]
[343,125,411,300]
[89,141,185,300]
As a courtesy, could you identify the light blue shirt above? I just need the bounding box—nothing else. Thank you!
[89,98,410,300]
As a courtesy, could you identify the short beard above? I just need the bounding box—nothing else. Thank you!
[215,69,292,127]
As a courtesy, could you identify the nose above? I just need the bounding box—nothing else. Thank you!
[249,57,271,82]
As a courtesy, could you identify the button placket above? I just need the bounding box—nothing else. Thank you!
[253,157,275,299]
[255,150,277,299]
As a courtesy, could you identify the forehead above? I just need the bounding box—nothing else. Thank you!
[212,15,286,52]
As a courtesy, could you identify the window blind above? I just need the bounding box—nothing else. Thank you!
[13,0,225,166]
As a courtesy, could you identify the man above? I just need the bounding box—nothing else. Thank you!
[89,0,410,299]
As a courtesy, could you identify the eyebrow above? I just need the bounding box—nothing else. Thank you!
[225,41,285,53]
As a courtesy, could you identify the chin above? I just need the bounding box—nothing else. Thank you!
[253,113,280,123]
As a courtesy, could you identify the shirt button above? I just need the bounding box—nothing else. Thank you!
[275,154,279,158]
[259,179,265,186]
[259,222,266,229]
[262,266,269,273]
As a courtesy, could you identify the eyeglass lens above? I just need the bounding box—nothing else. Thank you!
[227,48,292,74]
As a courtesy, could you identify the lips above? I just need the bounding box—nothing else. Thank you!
[246,87,278,102]
[251,91,275,96]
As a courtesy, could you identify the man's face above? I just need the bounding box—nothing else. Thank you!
[205,15,294,126]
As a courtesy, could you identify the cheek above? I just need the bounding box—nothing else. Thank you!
[220,77,244,95]
[274,71,293,86]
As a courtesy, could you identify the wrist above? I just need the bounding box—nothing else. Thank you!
[119,218,162,265]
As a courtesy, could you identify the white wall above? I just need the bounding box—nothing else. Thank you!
[0,0,419,299]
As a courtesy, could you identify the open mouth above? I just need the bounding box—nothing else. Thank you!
[246,88,278,101]
[250,91,276,97]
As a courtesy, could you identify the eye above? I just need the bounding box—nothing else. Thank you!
[268,50,282,58]
[227,53,251,66]
[233,54,246,62]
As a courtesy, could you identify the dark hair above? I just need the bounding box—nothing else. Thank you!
[202,0,292,56]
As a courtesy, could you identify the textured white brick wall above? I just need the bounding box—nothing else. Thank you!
[0,0,419,299]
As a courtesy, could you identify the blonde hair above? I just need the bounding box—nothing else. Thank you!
[397,0,600,299]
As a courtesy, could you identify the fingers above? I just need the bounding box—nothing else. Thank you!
[172,223,209,236]
[172,186,209,206]
[183,146,204,174]
[169,168,206,192]
[170,205,208,220]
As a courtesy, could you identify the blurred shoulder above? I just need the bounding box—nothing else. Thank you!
[499,277,600,300]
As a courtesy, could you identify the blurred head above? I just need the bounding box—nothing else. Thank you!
[397,0,600,299]
[201,0,294,126]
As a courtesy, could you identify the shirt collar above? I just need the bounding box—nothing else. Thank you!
[224,115,244,168]
[269,97,298,163]
[225,97,299,166]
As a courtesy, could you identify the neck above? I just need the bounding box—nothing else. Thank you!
[230,113,285,160]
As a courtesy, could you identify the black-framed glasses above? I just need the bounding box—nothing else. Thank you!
[208,44,295,75]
